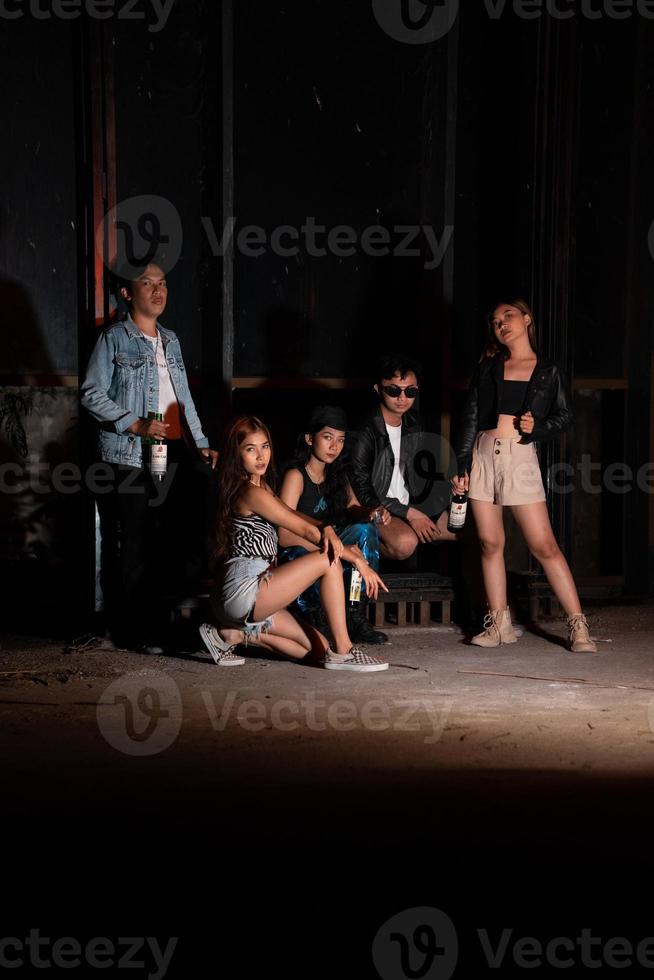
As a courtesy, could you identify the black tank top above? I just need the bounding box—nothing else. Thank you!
[294,467,330,522]
[500,379,529,416]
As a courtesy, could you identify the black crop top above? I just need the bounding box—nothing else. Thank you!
[500,379,529,416]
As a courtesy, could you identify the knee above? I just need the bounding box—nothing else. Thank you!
[529,537,561,563]
[479,536,504,558]
[323,556,343,575]
[387,532,418,561]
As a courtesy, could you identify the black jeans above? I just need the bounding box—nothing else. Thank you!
[96,442,214,647]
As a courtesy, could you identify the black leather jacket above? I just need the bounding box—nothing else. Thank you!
[348,407,423,520]
[456,354,574,475]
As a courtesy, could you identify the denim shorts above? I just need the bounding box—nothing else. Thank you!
[211,557,275,639]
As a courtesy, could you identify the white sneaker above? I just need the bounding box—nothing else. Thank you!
[322,646,389,672]
[199,623,246,666]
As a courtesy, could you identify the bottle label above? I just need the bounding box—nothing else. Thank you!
[349,569,362,604]
[150,442,168,479]
[449,501,467,528]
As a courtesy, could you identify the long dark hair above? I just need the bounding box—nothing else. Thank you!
[214,416,276,560]
[289,414,350,524]
[482,296,538,360]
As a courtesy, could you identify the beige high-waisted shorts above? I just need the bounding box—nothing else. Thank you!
[469,432,546,506]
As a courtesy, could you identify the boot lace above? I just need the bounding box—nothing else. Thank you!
[568,614,588,631]
[480,612,500,637]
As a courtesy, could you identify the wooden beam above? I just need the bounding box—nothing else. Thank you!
[573,378,628,390]
[0,375,79,389]
[232,377,372,390]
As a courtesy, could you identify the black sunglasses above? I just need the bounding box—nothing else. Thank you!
[381,384,419,398]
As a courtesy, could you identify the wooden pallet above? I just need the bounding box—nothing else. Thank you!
[370,572,454,628]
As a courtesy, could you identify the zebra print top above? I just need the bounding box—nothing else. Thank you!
[230,513,278,561]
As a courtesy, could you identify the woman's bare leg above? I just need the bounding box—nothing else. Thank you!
[246,609,327,660]
[318,559,352,654]
[510,502,582,616]
[470,499,507,609]
[252,552,354,654]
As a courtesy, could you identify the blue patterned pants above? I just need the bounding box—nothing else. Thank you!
[278,522,380,614]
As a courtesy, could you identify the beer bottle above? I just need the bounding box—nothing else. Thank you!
[147,411,167,481]
[348,567,363,608]
[447,489,468,533]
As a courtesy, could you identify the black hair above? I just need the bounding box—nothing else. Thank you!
[289,409,351,524]
[376,352,422,384]
[109,260,167,310]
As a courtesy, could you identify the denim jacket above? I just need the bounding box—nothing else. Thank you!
[80,315,209,467]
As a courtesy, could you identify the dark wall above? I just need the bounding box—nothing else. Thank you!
[453,8,539,374]
[233,0,452,392]
[0,20,78,376]
[112,0,218,373]
[2,3,654,615]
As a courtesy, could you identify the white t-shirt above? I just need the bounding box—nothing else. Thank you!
[385,422,409,505]
[144,332,182,439]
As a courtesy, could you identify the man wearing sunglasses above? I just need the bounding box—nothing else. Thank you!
[349,354,455,560]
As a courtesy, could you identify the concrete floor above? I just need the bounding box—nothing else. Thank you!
[2,607,654,976]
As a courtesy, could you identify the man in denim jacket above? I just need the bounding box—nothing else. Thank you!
[81,262,217,651]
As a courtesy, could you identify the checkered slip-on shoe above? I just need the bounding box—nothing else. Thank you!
[199,623,246,666]
[321,646,389,672]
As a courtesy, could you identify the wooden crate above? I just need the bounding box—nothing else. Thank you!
[370,573,454,628]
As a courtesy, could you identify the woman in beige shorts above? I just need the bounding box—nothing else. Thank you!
[452,298,596,652]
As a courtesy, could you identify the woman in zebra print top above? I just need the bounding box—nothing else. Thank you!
[201,416,389,672]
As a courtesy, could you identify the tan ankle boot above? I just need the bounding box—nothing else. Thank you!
[567,614,597,652]
[471,608,518,647]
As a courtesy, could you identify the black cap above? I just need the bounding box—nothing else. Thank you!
[308,405,348,432]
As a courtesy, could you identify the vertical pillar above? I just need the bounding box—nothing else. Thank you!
[528,17,579,558]
[221,0,235,420]
[75,18,117,620]
[623,20,654,594]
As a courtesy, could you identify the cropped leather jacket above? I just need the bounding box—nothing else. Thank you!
[455,354,574,475]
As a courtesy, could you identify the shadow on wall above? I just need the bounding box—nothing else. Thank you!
[0,275,84,635]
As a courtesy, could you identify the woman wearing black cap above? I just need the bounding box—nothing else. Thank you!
[279,406,389,645]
